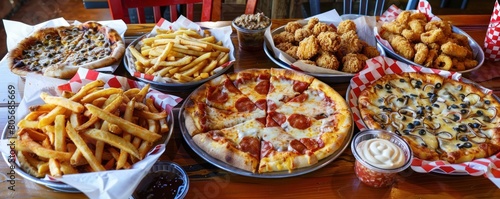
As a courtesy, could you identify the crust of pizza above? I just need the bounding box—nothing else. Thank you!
[258,150,318,173]
[192,133,259,172]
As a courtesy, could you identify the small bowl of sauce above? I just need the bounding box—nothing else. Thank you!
[351,130,413,188]
[133,161,189,199]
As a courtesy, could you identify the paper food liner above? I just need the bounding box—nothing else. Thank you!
[484,0,500,61]
[263,9,378,75]
[0,68,182,198]
[125,15,235,83]
[348,56,500,188]
[2,17,128,74]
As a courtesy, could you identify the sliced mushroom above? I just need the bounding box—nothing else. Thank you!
[464,93,481,105]
[437,131,453,140]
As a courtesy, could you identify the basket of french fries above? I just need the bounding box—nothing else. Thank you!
[0,68,181,197]
[125,16,235,91]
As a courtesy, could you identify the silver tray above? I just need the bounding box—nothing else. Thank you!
[264,18,385,84]
[124,33,234,92]
[1,109,175,192]
[376,26,485,74]
[179,71,354,178]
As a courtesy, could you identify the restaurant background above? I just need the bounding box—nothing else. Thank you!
[0,0,496,58]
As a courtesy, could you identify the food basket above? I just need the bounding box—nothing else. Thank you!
[124,16,235,92]
[0,68,179,196]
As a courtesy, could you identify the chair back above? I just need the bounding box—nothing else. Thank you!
[307,0,386,16]
[107,0,218,23]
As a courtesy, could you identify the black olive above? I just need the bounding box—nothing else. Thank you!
[416,80,422,85]
[419,129,426,135]
[410,94,418,98]
[402,116,407,121]
[472,123,480,128]
[427,116,433,121]
[376,84,383,89]
[427,92,434,97]
[477,110,483,116]
[433,103,440,108]
[383,107,392,112]
[415,85,421,89]
[400,79,406,82]
[426,106,432,111]
[413,120,421,126]
[460,103,467,108]
[48,53,53,58]
[459,136,468,141]
[403,129,410,134]
[453,114,460,122]
[435,83,442,88]
[385,84,391,89]
[397,98,404,102]
[407,123,415,129]
[451,104,459,109]
[485,100,491,105]
[458,124,467,132]
[13,61,25,68]
[460,109,467,114]
[387,90,393,94]
[421,143,428,147]
[463,142,472,148]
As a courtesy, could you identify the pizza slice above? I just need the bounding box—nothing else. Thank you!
[267,68,314,112]
[230,68,270,111]
[192,119,264,173]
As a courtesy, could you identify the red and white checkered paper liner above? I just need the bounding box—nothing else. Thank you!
[348,56,500,188]
[484,0,500,61]
[126,15,235,83]
[57,68,182,113]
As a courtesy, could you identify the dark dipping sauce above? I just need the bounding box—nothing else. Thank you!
[135,171,184,199]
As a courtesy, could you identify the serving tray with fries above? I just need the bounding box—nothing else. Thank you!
[124,16,235,91]
[0,68,180,196]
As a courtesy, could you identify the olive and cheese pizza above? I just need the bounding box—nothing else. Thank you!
[8,21,125,79]
[183,68,353,173]
[358,72,500,164]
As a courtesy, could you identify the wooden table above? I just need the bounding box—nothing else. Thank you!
[1,15,500,198]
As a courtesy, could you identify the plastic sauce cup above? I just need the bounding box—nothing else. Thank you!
[351,130,413,188]
[232,20,270,51]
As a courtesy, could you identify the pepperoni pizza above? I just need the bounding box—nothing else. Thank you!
[184,68,353,173]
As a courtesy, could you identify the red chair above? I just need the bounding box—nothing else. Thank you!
[107,0,218,23]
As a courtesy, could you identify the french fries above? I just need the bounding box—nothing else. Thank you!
[128,28,231,83]
[14,80,169,177]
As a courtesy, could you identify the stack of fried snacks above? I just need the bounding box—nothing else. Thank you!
[128,28,230,83]
[13,80,169,177]
[380,11,478,71]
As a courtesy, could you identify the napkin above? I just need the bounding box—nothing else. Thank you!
[125,15,235,83]
[0,68,182,198]
[263,9,378,75]
[348,56,500,188]
[2,18,128,74]
[484,0,500,61]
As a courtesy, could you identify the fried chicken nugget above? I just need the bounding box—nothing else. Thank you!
[339,30,362,56]
[390,35,415,60]
[451,58,466,71]
[441,41,468,58]
[360,41,380,58]
[294,28,312,42]
[463,59,478,69]
[421,29,445,44]
[382,21,406,34]
[297,35,319,60]
[402,29,420,42]
[396,11,411,24]
[304,17,319,30]
[424,49,439,67]
[276,42,294,52]
[337,20,357,35]
[425,21,452,36]
[277,42,300,60]
[273,31,295,44]
[285,21,302,33]
[408,19,425,34]
[316,51,340,70]
[410,12,428,22]
[313,22,335,36]
[450,33,470,48]
[434,54,453,70]
[342,53,368,73]
[317,31,341,52]
[414,43,428,65]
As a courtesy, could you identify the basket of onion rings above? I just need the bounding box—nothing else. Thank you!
[375,3,484,73]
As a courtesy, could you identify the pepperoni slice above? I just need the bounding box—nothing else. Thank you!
[293,81,309,93]
[288,114,311,130]
[266,115,280,127]
[240,137,260,158]
[255,99,267,110]
[288,93,308,103]
[268,112,286,126]
[224,79,240,93]
[207,87,228,104]
[290,139,307,154]
[255,80,270,95]
[235,97,256,112]
[255,117,267,126]
[261,141,273,157]
[258,73,270,80]
[267,100,277,112]
[300,138,319,151]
